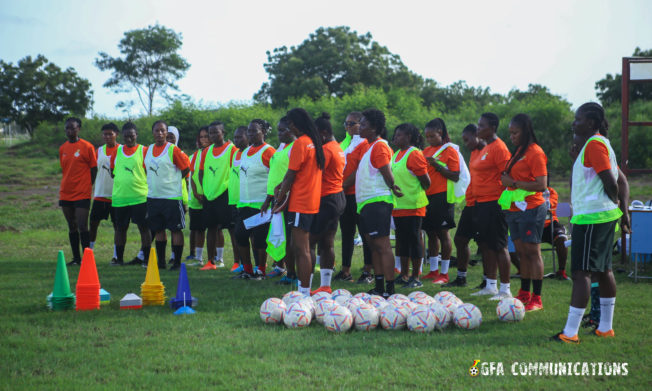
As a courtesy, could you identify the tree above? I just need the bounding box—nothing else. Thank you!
[255,26,423,107]
[95,24,190,116]
[595,47,652,106]
[0,55,93,137]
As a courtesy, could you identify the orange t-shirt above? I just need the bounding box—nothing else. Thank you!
[288,135,322,214]
[342,139,369,195]
[544,186,559,227]
[110,145,148,171]
[321,140,345,197]
[151,143,190,171]
[189,150,199,173]
[583,135,611,174]
[392,148,428,217]
[469,138,511,203]
[59,139,97,201]
[505,143,547,211]
[423,144,460,196]
[198,142,239,170]
[367,138,393,169]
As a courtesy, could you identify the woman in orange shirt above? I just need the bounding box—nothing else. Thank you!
[274,108,325,296]
[500,114,548,310]
[59,117,97,265]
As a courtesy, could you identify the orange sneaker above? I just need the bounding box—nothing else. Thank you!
[230,262,241,272]
[515,289,531,305]
[594,329,615,338]
[394,268,401,275]
[311,286,332,295]
[432,273,449,285]
[422,270,440,280]
[200,261,217,271]
[551,331,579,344]
[524,294,543,311]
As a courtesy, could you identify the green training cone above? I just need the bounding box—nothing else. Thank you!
[53,250,73,298]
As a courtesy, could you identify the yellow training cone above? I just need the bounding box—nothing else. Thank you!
[144,247,161,285]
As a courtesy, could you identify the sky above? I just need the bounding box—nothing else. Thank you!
[1,0,651,118]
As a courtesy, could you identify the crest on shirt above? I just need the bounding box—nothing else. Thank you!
[481,152,488,161]
[74,149,80,158]
[149,160,160,176]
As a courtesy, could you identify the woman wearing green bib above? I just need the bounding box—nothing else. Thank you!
[186,126,210,265]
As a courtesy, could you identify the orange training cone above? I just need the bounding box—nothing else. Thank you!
[76,248,100,311]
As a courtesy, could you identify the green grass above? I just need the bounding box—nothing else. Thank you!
[1,145,651,390]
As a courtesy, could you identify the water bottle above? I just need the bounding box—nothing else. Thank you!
[543,188,551,210]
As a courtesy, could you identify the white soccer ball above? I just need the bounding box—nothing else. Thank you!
[332,289,352,305]
[434,291,457,303]
[260,298,286,324]
[353,292,370,302]
[380,304,408,330]
[352,303,379,331]
[388,293,409,302]
[400,300,418,314]
[283,302,312,328]
[496,297,525,322]
[345,297,365,312]
[453,303,482,330]
[407,306,436,333]
[440,296,464,317]
[315,299,336,324]
[429,303,451,331]
[409,292,434,306]
[282,291,306,305]
[299,297,316,317]
[323,305,353,332]
[312,291,332,304]
[407,291,428,300]
[367,295,389,311]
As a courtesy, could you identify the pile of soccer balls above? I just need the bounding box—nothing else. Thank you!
[260,289,522,332]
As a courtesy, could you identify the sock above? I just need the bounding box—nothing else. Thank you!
[386,279,395,295]
[597,297,615,332]
[216,247,224,261]
[419,260,423,274]
[321,268,333,287]
[499,282,511,294]
[170,251,176,261]
[309,273,313,290]
[195,247,204,261]
[590,282,601,321]
[80,231,90,250]
[316,255,320,266]
[244,264,253,274]
[298,286,310,296]
[532,279,543,296]
[113,245,117,259]
[394,256,401,272]
[155,241,166,265]
[486,278,497,291]
[563,306,585,337]
[375,275,385,293]
[69,231,81,261]
[521,278,531,292]
[457,270,467,278]
[90,241,95,249]
[142,246,151,263]
[172,245,183,265]
[116,245,125,262]
[429,256,438,272]
[137,249,145,261]
[440,259,450,275]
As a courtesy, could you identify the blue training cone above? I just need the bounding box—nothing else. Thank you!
[170,263,196,310]
[174,292,196,315]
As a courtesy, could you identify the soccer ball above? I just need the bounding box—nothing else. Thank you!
[282,291,306,305]
[353,292,370,302]
[260,298,286,324]
[388,293,409,302]
[380,304,408,330]
[407,291,428,300]
[345,297,365,312]
[367,295,389,311]
[407,306,436,333]
[324,305,353,332]
[400,300,418,314]
[312,291,332,304]
[299,297,316,317]
[410,293,435,306]
[440,296,464,317]
[434,291,456,303]
[353,303,379,331]
[283,302,312,328]
[453,303,482,330]
[315,299,336,324]
[496,297,525,322]
[332,289,352,305]
[429,303,451,331]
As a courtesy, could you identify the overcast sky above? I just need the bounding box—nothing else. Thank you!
[1,0,651,118]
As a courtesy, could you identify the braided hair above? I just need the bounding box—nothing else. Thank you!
[577,102,609,137]
[424,118,450,143]
[250,119,271,139]
[286,108,325,169]
[505,113,538,174]
[394,123,424,149]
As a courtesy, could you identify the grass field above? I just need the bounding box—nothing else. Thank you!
[1,143,651,390]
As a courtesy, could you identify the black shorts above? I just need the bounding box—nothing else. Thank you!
[504,204,546,244]
[189,207,206,231]
[235,207,269,249]
[571,220,617,273]
[359,201,393,238]
[311,191,346,235]
[90,199,114,222]
[394,215,424,258]
[422,192,456,231]
[473,201,508,251]
[114,202,148,229]
[147,198,185,232]
[287,211,317,232]
[541,222,567,244]
[203,191,231,229]
[454,205,477,240]
[59,199,91,209]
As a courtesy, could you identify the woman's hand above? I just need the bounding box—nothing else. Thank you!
[391,184,404,198]
[501,172,514,188]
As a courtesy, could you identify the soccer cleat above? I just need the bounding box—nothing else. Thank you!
[395,275,410,286]
[67,258,81,266]
[168,257,175,265]
[125,257,143,266]
[200,261,217,271]
[356,272,374,284]
[215,259,225,268]
[515,289,531,305]
[185,254,195,261]
[551,331,579,344]
[489,291,513,301]
[232,271,253,279]
[251,270,265,280]
[475,279,487,290]
[524,294,543,311]
[443,276,467,287]
[367,288,384,297]
[556,270,571,280]
[432,273,449,285]
[230,262,241,272]
[311,286,332,295]
[276,275,293,285]
[394,268,401,275]
[422,270,440,280]
[267,267,287,278]
[186,259,204,267]
[594,329,615,338]
[333,271,352,282]
[169,263,181,271]
[470,287,498,296]
[110,258,123,266]
[232,264,244,274]
[404,278,423,289]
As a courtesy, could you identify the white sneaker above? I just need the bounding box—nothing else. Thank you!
[470,287,499,296]
[187,258,204,267]
[215,259,225,268]
[489,291,513,301]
